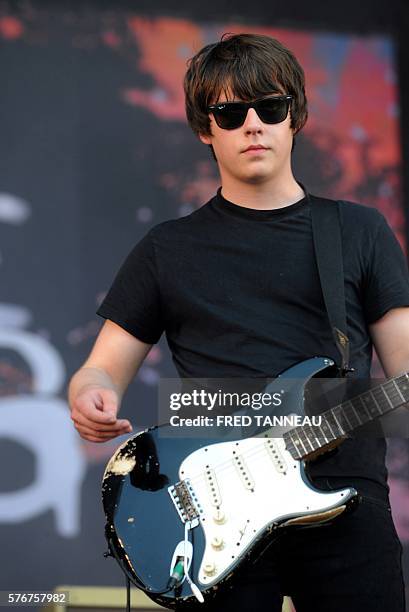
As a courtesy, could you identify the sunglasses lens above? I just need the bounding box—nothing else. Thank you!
[212,104,247,130]
[211,97,290,130]
[256,98,289,124]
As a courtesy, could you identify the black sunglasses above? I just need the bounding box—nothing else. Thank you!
[207,95,293,130]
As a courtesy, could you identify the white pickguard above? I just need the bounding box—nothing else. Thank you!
[179,436,356,587]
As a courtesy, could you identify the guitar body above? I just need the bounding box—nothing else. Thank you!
[102,358,360,608]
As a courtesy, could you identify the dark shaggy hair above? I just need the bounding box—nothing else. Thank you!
[184,33,308,138]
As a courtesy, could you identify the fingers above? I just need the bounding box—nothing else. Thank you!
[71,386,133,442]
[76,389,119,425]
[75,424,131,443]
[72,411,131,433]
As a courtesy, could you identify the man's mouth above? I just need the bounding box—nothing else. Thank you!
[242,145,269,153]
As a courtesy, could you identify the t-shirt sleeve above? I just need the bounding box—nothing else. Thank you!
[363,212,409,324]
[96,231,164,344]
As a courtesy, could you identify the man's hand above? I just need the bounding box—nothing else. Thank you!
[68,320,153,443]
[70,385,132,443]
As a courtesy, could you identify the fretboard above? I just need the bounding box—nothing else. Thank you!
[284,373,409,460]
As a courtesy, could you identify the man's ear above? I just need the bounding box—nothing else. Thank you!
[199,132,212,145]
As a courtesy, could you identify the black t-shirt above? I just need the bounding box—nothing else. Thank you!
[97,188,409,493]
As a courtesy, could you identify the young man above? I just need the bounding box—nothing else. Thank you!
[69,34,408,610]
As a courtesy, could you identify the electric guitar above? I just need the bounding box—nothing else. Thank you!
[102,357,409,609]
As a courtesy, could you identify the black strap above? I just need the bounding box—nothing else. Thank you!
[307,192,352,375]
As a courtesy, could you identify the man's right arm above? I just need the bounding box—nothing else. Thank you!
[68,319,152,442]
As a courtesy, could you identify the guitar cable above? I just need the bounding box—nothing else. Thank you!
[125,575,131,612]
[105,528,204,603]
[182,521,204,603]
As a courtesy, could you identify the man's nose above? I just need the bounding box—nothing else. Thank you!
[243,107,263,132]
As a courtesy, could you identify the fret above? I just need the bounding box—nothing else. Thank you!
[317,426,329,444]
[298,427,313,452]
[283,432,296,458]
[346,399,364,427]
[382,380,402,405]
[314,435,324,447]
[310,429,325,448]
[289,430,307,458]
[365,390,383,417]
[302,426,317,452]
[331,409,345,435]
[323,417,335,439]
[392,379,406,403]
[334,404,352,432]
[321,410,339,440]
[359,395,372,420]
[370,387,390,416]
[304,423,322,451]
[307,435,316,452]
[395,375,409,402]
[368,389,382,413]
[297,431,309,455]
[380,384,394,409]
[285,431,297,454]
[307,426,327,447]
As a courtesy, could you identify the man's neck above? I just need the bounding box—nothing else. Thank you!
[220,176,306,210]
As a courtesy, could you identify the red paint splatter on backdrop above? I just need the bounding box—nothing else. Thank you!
[0,16,24,39]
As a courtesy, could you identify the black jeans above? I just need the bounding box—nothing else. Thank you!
[176,484,405,611]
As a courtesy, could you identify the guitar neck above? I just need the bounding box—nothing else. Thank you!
[284,373,409,460]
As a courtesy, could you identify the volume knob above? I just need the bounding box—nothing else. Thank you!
[213,510,226,524]
[211,536,224,550]
[204,562,216,576]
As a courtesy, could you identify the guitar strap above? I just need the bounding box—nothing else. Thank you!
[308,191,353,377]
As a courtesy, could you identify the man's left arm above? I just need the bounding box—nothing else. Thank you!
[370,306,409,377]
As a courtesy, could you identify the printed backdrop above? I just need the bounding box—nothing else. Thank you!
[0,4,408,607]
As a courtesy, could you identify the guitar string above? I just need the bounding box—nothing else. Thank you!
[169,384,406,490]
[175,437,301,490]
[172,415,350,488]
[130,376,407,496]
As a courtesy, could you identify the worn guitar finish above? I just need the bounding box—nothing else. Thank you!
[102,357,409,609]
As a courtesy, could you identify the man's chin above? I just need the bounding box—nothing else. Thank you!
[242,171,275,184]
